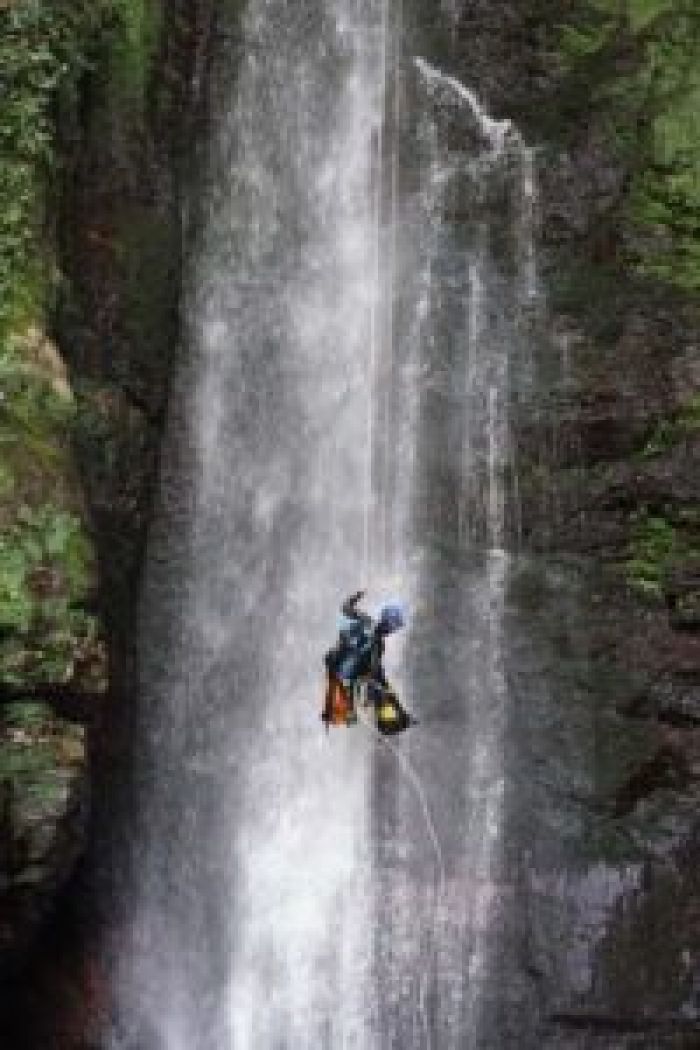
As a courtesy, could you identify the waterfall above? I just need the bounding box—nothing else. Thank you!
[115,2,400,1047]
[413,57,513,153]
[410,53,537,552]
[110,4,543,1048]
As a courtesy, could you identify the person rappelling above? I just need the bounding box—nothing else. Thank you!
[322,590,415,735]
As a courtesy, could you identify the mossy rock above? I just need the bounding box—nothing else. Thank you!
[0,331,81,528]
[0,501,103,688]
[639,394,700,458]
[0,703,86,845]
[0,702,87,959]
[664,561,700,630]
[625,507,700,600]
[0,321,105,690]
[553,1,700,294]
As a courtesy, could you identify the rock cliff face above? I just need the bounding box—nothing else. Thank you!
[53,0,218,787]
[428,2,699,1042]
[0,319,104,976]
[0,0,219,1035]
[0,703,87,966]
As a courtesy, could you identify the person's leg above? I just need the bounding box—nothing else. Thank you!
[367,678,384,710]
[322,673,334,725]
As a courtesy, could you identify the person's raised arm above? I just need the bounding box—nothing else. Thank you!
[341,590,372,628]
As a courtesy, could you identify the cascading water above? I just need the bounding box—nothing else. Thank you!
[111,3,547,1048]
[366,51,542,1048]
[116,2,401,1047]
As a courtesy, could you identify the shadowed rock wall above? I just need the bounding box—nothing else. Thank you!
[419,4,699,1043]
[0,1,222,1042]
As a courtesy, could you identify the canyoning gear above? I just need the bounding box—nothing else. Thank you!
[329,590,407,687]
[322,675,355,727]
[324,625,372,683]
[322,677,412,734]
[322,591,414,734]
[337,613,366,645]
[378,700,399,726]
[377,601,406,635]
[337,637,374,683]
[325,590,375,684]
[374,687,414,736]
[322,674,370,728]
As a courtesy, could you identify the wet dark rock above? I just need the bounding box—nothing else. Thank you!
[666,565,700,632]
[0,703,88,978]
[424,5,700,1039]
[548,1011,700,1034]
[640,674,700,731]
[0,0,220,1034]
[52,0,219,823]
[540,149,625,252]
[610,744,693,819]
[588,830,700,1033]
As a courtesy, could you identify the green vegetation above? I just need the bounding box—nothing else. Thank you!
[0,702,86,843]
[558,0,700,292]
[0,505,98,687]
[0,326,100,687]
[641,395,700,457]
[112,0,162,105]
[0,0,158,343]
[0,0,161,697]
[0,332,74,482]
[1,1,105,338]
[625,506,699,597]
[626,511,677,596]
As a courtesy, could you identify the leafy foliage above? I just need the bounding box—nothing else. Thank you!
[0,0,157,340]
[640,395,700,457]
[0,1,143,693]
[558,0,700,291]
[1,2,100,337]
[0,505,97,686]
[626,511,677,596]
[625,505,699,597]
[0,331,82,540]
[0,702,86,832]
[0,334,74,438]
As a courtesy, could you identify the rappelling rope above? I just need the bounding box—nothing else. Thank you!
[356,707,446,1049]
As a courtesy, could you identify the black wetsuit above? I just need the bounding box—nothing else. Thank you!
[325,591,388,688]
[342,591,388,687]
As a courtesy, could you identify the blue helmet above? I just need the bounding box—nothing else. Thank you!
[378,601,406,634]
